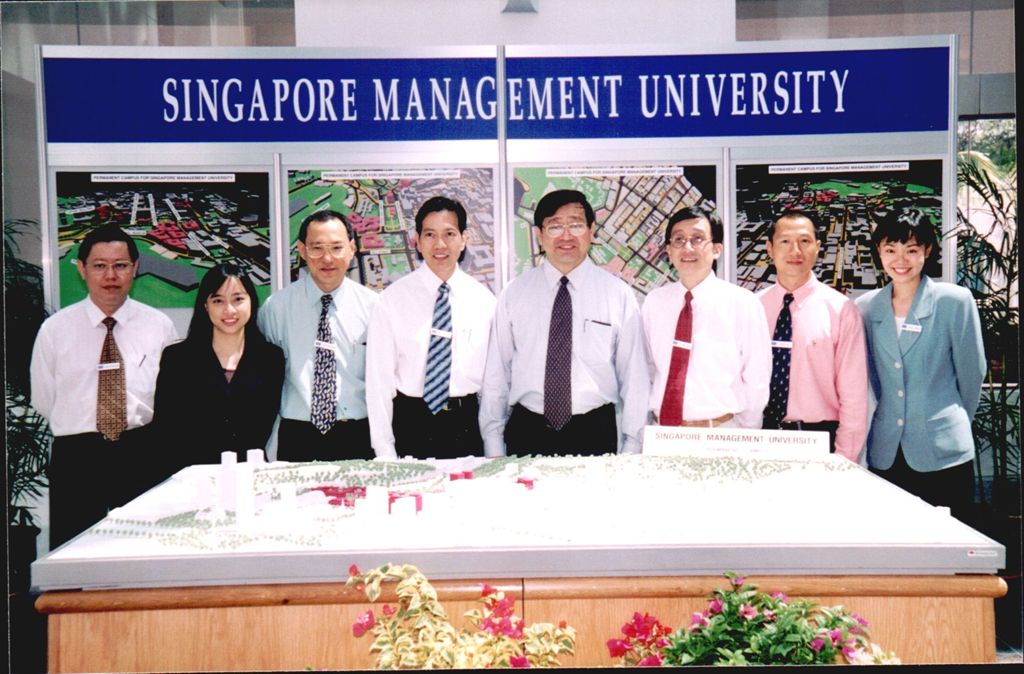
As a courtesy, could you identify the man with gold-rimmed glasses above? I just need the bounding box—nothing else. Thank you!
[480,189,648,456]
[259,210,379,461]
[641,205,771,430]
[31,224,177,547]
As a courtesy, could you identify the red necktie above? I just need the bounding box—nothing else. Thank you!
[659,290,693,426]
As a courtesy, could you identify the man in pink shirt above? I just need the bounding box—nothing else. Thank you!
[757,211,869,461]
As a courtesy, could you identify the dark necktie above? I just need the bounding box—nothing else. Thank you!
[544,277,572,431]
[424,282,452,415]
[310,293,337,435]
[659,290,693,426]
[763,292,795,429]
[97,316,127,441]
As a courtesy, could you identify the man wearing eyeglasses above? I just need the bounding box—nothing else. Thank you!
[366,196,496,460]
[757,211,868,459]
[479,189,649,456]
[30,224,177,547]
[641,206,771,430]
[258,209,378,461]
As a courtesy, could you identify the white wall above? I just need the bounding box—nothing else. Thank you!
[294,0,735,48]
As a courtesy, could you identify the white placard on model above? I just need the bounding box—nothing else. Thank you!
[642,425,829,457]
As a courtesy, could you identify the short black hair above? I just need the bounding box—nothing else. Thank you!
[665,204,724,247]
[767,210,823,242]
[298,209,354,243]
[870,207,940,253]
[414,196,468,263]
[78,224,139,263]
[533,189,595,229]
[185,263,267,347]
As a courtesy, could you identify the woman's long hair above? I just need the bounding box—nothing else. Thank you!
[185,263,267,348]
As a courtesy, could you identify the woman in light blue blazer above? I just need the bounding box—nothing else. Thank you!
[855,209,986,519]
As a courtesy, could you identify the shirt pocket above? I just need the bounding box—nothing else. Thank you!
[349,340,368,380]
[581,318,615,365]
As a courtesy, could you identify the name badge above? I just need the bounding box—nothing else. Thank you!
[315,340,336,352]
[96,362,121,371]
[430,328,453,340]
[672,339,692,350]
[771,340,794,349]
[902,323,922,333]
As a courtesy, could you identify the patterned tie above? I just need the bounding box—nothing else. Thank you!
[424,282,452,415]
[544,277,572,431]
[659,290,693,426]
[310,293,337,435]
[96,316,127,441]
[763,292,795,429]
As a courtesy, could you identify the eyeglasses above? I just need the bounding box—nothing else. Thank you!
[668,235,710,249]
[305,244,349,259]
[85,261,134,275]
[543,221,589,237]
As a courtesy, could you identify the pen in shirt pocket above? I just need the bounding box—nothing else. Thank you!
[139,354,147,367]
[585,318,611,331]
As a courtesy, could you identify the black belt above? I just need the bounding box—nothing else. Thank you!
[779,420,839,432]
[395,392,477,413]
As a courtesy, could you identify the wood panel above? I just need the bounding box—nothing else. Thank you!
[40,575,1005,671]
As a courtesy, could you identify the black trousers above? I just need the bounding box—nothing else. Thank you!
[48,426,161,549]
[870,445,975,521]
[277,417,373,462]
[504,403,617,457]
[393,392,483,460]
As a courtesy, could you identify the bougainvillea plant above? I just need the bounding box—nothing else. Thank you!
[346,563,576,669]
[608,572,900,666]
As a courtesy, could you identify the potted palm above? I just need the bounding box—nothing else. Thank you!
[5,218,51,589]
[955,147,1019,646]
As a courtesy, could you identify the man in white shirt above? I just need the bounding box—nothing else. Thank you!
[642,206,771,428]
[258,210,379,461]
[31,224,178,547]
[479,189,649,456]
[366,196,496,460]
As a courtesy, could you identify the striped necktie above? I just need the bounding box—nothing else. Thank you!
[424,282,452,415]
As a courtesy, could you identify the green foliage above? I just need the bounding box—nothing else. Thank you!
[4,219,51,526]
[659,573,899,666]
[346,563,576,669]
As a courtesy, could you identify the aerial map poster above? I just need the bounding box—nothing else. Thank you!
[734,160,944,296]
[510,165,717,299]
[287,167,497,292]
[55,172,271,308]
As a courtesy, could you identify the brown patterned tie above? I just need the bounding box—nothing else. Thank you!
[97,316,127,441]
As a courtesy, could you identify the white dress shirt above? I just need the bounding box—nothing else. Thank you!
[479,258,650,457]
[642,273,772,428]
[258,274,379,422]
[366,265,496,459]
[30,297,178,436]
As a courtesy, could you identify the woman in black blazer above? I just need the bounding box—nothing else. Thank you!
[154,263,284,474]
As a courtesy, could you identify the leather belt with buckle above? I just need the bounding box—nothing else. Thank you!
[679,412,734,428]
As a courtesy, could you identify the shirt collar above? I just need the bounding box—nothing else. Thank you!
[418,264,461,295]
[302,273,345,305]
[542,257,591,291]
[774,275,818,306]
[84,296,132,327]
[683,270,719,299]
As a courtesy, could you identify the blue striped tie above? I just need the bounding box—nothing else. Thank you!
[424,282,452,415]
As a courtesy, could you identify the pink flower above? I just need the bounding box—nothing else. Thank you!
[689,612,709,630]
[810,637,825,653]
[707,598,724,614]
[829,628,843,646]
[739,604,758,621]
[607,639,633,658]
[509,655,530,668]
[559,620,568,629]
[730,575,746,587]
[382,604,395,616]
[842,640,859,660]
[637,654,663,667]
[770,591,788,603]
[762,609,776,621]
[352,610,375,637]
[348,564,360,577]
[481,583,497,597]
